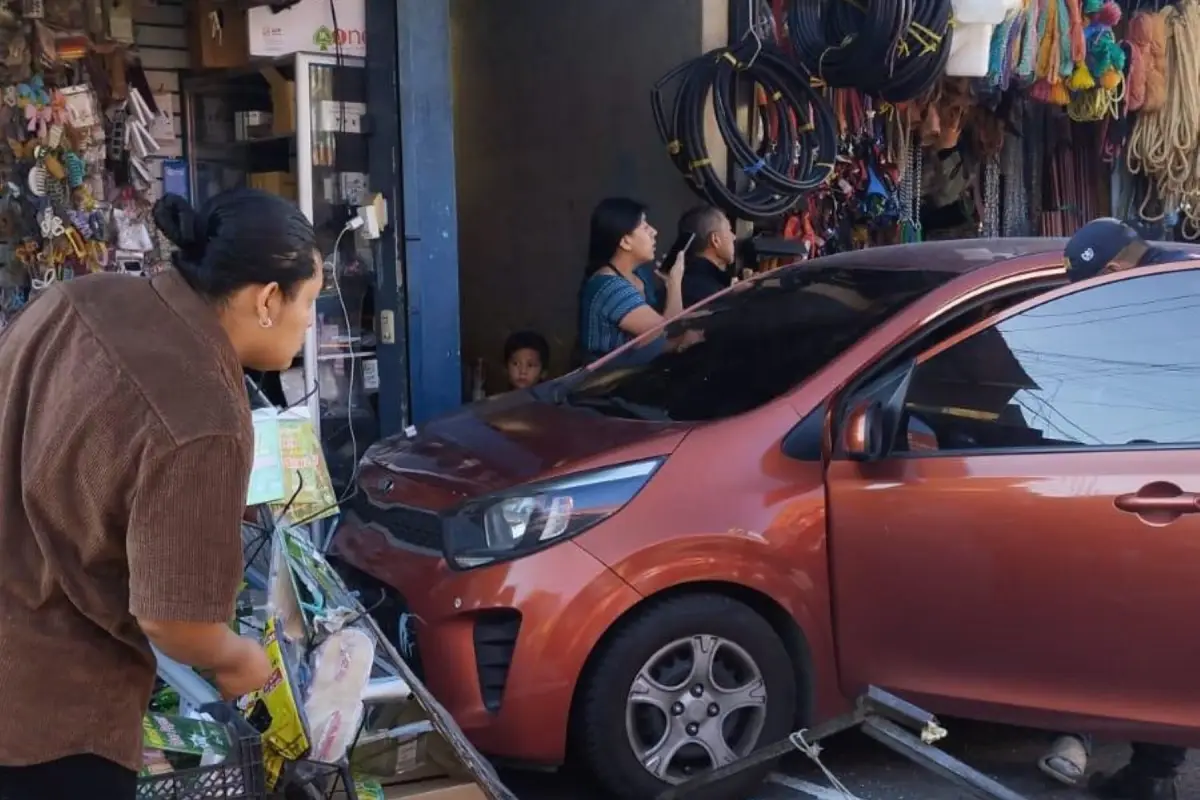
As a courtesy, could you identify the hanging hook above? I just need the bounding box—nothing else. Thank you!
[740,0,765,69]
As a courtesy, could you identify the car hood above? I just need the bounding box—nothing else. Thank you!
[360,388,692,511]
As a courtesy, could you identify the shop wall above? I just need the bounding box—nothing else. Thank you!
[450,0,729,382]
[133,0,187,200]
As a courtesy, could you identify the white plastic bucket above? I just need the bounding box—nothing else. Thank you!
[944,22,995,76]
[951,0,1008,25]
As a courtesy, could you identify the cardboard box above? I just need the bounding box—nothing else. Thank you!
[333,779,485,800]
[248,0,365,59]
[385,780,486,799]
[249,171,297,201]
[260,67,295,137]
[352,702,467,784]
[190,0,249,69]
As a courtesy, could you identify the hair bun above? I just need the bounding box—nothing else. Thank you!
[153,194,203,258]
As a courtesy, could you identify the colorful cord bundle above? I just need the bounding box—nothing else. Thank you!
[989,0,1125,110]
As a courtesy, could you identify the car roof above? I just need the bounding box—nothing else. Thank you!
[781,238,1070,275]
[779,237,1200,277]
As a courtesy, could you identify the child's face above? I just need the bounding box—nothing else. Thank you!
[507,348,544,390]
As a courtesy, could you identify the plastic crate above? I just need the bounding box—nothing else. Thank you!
[138,705,267,800]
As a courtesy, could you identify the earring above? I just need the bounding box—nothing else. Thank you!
[259,317,273,329]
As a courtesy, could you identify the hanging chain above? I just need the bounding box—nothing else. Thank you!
[1001,134,1027,236]
[911,141,923,241]
[898,143,913,226]
[982,156,1001,238]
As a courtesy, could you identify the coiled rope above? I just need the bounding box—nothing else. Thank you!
[1127,0,1200,226]
[651,36,838,222]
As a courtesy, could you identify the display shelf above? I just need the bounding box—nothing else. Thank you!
[184,53,375,492]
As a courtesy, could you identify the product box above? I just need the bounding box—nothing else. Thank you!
[260,67,295,137]
[249,171,297,201]
[235,110,274,142]
[189,0,249,69]
[248,0,365,59]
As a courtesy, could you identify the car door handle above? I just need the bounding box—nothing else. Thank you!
[1115,490,1200,514]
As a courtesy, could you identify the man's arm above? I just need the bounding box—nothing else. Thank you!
[128,435,269,697]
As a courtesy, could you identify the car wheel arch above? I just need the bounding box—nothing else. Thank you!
[566,578,815,758]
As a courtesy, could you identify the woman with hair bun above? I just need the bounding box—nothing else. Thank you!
[0,188,322,799]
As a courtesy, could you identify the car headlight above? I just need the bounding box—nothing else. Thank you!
[443,458,663,570]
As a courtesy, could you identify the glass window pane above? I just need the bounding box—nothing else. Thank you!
[905,269,1200,450]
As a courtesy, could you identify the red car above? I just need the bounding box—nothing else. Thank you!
[334,239,1200,798]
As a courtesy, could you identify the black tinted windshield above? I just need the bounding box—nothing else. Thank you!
[563,265,960,422]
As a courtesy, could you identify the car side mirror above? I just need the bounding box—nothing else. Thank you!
[842,400,886,462]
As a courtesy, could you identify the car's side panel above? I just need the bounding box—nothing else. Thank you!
[825,450,1200,747]
[574,401,850,724]
[826,263,1200,746]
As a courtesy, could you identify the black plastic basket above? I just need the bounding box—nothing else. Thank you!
[138,704,268,800]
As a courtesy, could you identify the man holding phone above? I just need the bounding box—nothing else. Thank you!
[675,205,739,308]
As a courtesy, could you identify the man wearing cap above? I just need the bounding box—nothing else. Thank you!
[1036,217,1190,800]
[1063,217,1196,282]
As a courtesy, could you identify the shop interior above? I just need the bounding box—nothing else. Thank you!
[0,2,506,798]
[0,0,381,494]
[447,0,1189,399]
[1,0,1191,483]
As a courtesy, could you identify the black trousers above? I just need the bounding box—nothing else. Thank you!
[1130,742,1189,779]
[0,754,136,800]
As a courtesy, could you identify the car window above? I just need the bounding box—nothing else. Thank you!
[900,268,1200,453]
[560,265,962,422]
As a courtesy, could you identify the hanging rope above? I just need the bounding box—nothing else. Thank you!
[1127,0,1200,225]
[1128,10,1167,113]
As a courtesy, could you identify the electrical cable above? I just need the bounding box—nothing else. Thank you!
[787,0,953,102]
[652,36,838,222]
[331,217,364,506]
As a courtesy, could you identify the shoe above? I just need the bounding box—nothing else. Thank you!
[1089,765,1179,800]
[1039,735,1089,786]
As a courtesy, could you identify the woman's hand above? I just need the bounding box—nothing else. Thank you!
[213,636,273,699]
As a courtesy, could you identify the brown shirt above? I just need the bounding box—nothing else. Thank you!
[0,269,252,771]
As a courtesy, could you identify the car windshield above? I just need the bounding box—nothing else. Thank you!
[560,264,961,422]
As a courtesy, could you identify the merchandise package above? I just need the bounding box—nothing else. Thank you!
[306,626,375,763]
[140,711,232,775]
[269,412,338,523]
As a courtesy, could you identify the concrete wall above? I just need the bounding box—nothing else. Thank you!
[450,0,728,385]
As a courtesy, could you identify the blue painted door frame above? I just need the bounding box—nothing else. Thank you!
[366,0,462,429]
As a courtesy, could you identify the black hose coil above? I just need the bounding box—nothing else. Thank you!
[788,0,953,102]
[651,37,838,223]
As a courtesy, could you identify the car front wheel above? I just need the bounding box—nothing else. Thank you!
[575,593,796,799]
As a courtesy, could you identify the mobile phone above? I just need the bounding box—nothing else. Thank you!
[660,232,696,273]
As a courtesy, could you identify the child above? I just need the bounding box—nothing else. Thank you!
[503,330,550,391]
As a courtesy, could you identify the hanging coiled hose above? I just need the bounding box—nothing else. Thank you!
[651,36,838,222]
[788,0,954,102]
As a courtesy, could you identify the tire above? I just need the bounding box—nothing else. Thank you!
[576,593,796,800]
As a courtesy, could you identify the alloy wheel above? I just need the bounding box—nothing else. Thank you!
[624,633,768,783]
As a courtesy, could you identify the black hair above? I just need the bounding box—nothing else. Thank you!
[503,330,550,367]
[584,197,647,277]
[677,205,726,254]
[153,189,318,302]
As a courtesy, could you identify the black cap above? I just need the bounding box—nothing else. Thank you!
[1063,218,1143,282]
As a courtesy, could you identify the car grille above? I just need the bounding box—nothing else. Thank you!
[473,610,521,713]
[349,492,445,552]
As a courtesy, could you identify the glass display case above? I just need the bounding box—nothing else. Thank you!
[183,54,377,496]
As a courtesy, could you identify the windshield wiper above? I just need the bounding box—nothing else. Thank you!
[563,394,670,421]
